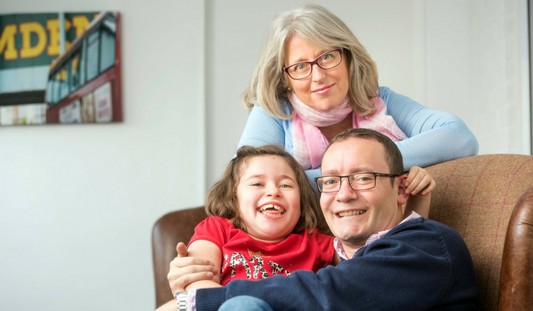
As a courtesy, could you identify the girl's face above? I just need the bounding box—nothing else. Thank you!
[284,35,350,111]
[236,155,301,242]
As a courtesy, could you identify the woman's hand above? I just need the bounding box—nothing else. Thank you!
[403,166,436,196]
[167,242,219,295]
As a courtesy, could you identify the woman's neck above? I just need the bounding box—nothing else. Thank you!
[317,112,353,142]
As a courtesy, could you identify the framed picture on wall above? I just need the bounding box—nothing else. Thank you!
[0,11,122,125]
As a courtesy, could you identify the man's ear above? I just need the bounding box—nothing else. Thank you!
[396,175,409,205]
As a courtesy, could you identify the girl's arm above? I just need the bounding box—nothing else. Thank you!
[162,242,220,311]
[182,240,222,290]
[403,166,436,219]
[404,192,432,219]
[167,217,231,293]
[380,86,479,170]
[167,242,219,297]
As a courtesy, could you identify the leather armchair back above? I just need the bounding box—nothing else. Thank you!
[152,206,206,307]
[425,154,533,310]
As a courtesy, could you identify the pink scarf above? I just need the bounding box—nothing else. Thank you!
[290,92,407,169]
[289,92,352,127]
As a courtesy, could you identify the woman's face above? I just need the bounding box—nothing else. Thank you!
[284,35,350,111]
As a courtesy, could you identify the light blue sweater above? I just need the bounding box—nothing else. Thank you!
[237,87,479,184]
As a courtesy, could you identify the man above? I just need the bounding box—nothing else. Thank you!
[161,129,479,311]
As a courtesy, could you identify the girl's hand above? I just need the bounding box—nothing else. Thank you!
[167,242,218,295]
[403,166,436,196]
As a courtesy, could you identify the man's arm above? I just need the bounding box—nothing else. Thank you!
[195,218,479,311]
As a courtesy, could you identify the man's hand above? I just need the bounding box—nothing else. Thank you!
[167,242,218,295]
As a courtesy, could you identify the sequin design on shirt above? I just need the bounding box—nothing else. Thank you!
[268,261,285,276]
[250,257,269,279]
[229,252,251,279]
[225,251,293,282]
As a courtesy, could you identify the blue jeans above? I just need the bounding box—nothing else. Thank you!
[218,296,274,311]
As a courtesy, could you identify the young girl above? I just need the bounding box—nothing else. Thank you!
[171,145,434,292]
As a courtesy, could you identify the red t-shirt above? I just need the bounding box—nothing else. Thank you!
[189,216,334,286]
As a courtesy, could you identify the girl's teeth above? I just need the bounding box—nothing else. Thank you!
[259,205,285,214]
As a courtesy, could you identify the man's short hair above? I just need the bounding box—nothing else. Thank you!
[325,128,404,183]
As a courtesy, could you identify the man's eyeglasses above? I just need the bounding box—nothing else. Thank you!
[315,172,400,193]
[283,48,343,80]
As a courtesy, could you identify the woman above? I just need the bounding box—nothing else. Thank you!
[238,4,478,185]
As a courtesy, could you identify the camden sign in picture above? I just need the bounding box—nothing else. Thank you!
[0,11,122,125]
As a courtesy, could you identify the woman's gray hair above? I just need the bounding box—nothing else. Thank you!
[242,3,379,119]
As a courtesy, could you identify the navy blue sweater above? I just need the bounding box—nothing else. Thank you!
[196,218,479,311]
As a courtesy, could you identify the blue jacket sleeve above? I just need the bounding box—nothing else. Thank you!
[195,218,479,311]
[237,104,321,188]
[379,87,479,170]
[237,88,479,178]
[237,105,287,150]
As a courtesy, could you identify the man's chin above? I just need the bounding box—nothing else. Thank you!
[334,232,367,247]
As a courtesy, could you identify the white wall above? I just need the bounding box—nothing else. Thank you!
[0,0,529,310]
[423,0,527,155]
[467,0,525,154]
[0,1,205,310]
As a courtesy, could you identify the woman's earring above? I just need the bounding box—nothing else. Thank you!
[287,87,291,91]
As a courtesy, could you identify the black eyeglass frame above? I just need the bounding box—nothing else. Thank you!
[314,172,400,193]
[283,48,343,80]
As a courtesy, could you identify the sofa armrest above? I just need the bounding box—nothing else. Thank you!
[152,207,207,308]
[499,186,533,310]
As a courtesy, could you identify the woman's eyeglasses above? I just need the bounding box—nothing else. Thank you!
[283,48,343,80]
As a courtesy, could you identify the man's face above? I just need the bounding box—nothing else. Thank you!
[320,137,407,253]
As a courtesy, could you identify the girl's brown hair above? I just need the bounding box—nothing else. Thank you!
[205,145,329,234]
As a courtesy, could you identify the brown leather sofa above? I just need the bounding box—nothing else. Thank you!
[152,154,533,310]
